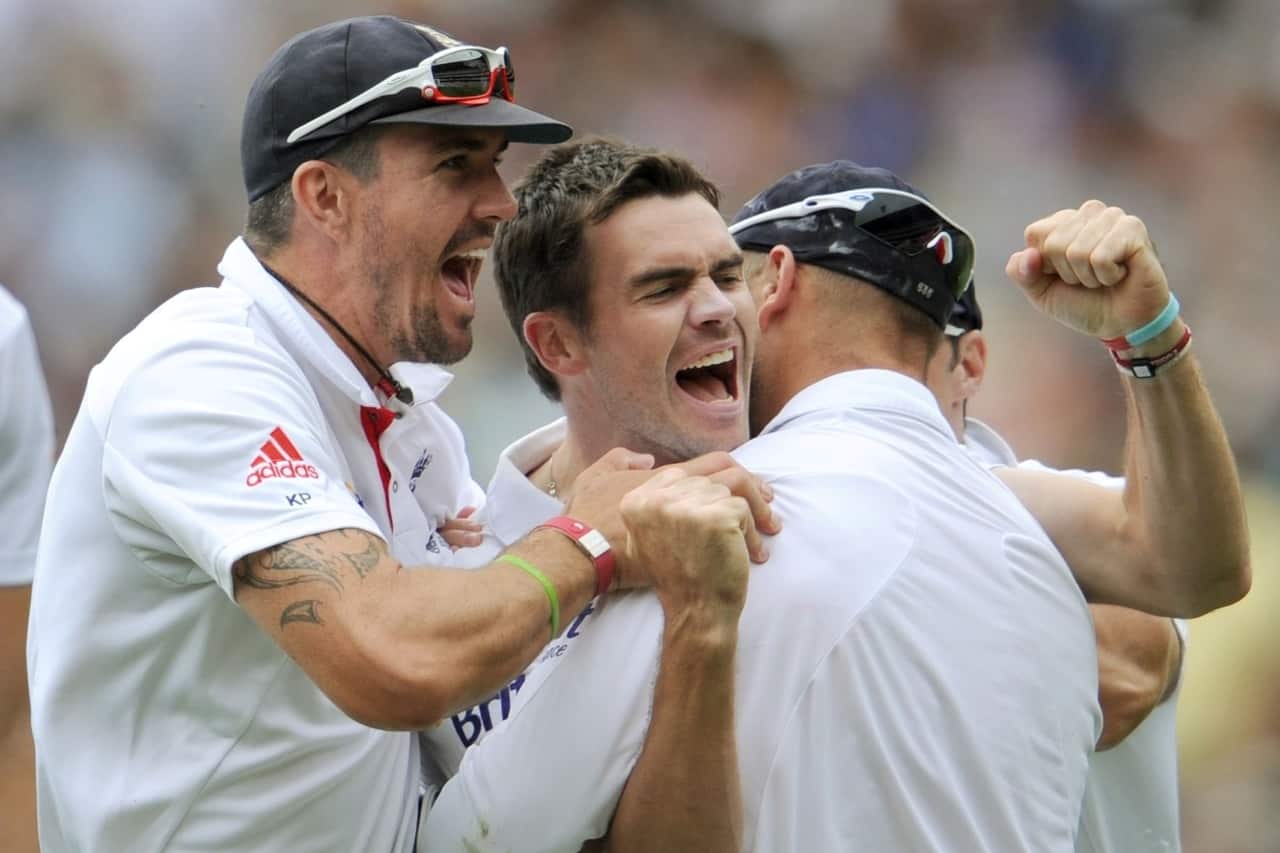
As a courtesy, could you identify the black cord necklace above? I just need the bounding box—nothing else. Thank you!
[261,262,414,406]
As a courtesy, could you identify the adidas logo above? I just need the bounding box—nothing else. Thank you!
[247,427,321,487]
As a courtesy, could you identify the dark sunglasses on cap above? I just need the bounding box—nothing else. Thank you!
[729,187,976,300]
[287,44,516,144]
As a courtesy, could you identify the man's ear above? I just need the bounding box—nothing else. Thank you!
[756,245,798,333]
[955,330,989,401]
[523,311,587,381]
[290,160,355,242]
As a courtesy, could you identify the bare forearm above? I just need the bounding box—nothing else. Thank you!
[1116,318,1250,614]
[1092,604,1181,749]
[378,529,600,721]
[235,527,598,729]
[605,611,742,853]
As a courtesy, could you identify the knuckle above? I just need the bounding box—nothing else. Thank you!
[1024,219,1051,242]
[619,490,647,516]
[1065,245,1091,268]
[1041,236,1067,258]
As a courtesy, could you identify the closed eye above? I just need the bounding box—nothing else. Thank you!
[643,284,682,301]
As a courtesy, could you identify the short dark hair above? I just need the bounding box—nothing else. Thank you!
[243,125,390,256]
[493,137,721,401]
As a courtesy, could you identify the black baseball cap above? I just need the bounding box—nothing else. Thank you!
[730,161,973,328]
[946,281,983,336]
[241,16,573,201]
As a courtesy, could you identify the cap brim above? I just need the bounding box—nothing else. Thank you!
[370,98,572,144]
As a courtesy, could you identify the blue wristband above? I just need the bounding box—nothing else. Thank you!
[1105,293,1180,349]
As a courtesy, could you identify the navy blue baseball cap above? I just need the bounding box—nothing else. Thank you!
[241,16,573,202]
[730,161,975,328]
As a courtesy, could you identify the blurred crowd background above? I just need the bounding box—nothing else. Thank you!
[3,0,1277,848]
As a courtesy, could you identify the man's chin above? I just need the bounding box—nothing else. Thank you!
[669,429,748,462]
[432,335,472,366]
[399,331,472,366]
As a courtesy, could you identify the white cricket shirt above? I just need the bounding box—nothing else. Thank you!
[423,370,1101,852]
[965,418,1186,853]
[0,286,54,586]
[27,238,482,853]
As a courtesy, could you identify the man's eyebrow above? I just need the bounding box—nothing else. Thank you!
[631,265,697,287]
[711,252,745,275]
[630,252,745,288]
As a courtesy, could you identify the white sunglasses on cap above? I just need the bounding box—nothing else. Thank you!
[730,187,976,300]
[287,44,515,145]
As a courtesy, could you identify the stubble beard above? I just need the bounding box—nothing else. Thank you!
[365,215,474,367]
[595,374,737,465]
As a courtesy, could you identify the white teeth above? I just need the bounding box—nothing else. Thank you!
[682,348,733,371]
[458,250,486,261]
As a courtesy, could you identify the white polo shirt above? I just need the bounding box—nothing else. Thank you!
[965,418,1187,853]
[423,370,1101,852]
[27,238,482,853]
[0,286,54,586]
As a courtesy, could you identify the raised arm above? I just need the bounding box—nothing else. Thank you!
[1001,201,1250,616]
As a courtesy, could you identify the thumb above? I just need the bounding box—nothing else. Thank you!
[1006,247,1043,286]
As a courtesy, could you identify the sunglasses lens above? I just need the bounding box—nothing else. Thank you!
[854,195,972,298]
[853,195,946,256]
[431,49,494,98]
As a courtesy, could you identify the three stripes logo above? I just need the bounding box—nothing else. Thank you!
[246,427,321,487]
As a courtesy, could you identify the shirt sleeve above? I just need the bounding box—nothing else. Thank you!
[419,592,664,852]
[99,324,381,598]
[0,303,54,586]
[1016,458,1124,491]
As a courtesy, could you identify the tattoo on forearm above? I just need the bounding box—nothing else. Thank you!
[232,530,388,629]
[339,532,382,578]
[234,541,344,593]
[280,600,323,627]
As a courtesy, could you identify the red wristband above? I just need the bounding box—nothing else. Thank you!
[1110,325,1193,378]
[537,516,615,597]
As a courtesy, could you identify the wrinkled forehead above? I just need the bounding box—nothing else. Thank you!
[587,192,741,286]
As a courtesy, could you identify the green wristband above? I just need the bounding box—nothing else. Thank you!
[498,553,561,640]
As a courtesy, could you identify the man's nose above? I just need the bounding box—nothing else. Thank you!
[688,278,735,327]
[475,170,518,224]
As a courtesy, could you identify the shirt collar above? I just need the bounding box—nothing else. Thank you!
[217,238,455,407]
[757,369,954,441]
[962,417,1019,467]
[482,418,567,547]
